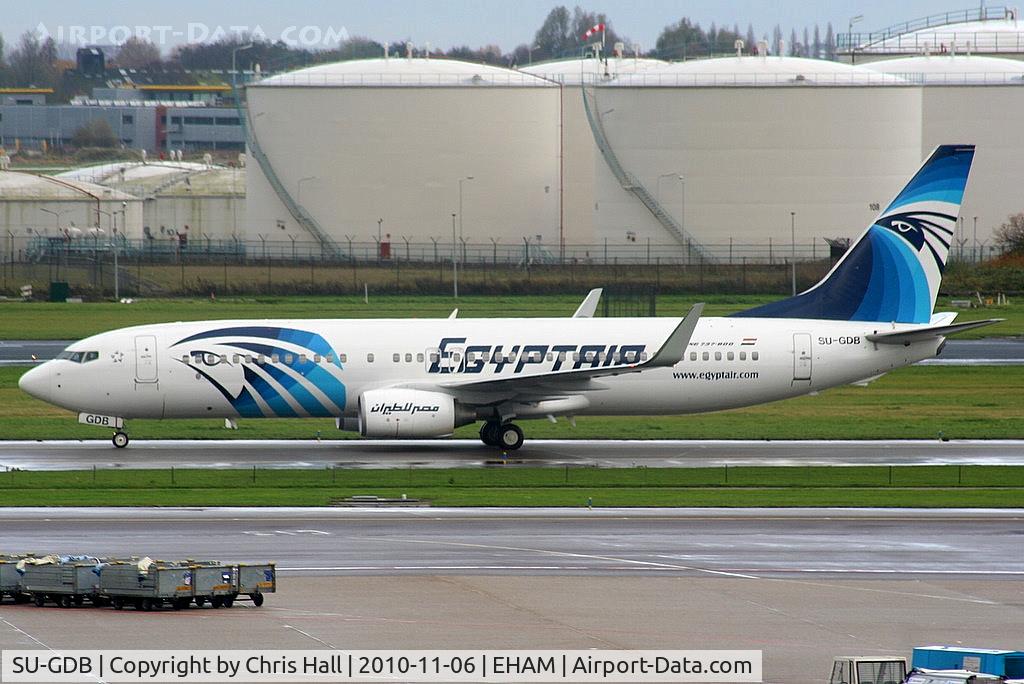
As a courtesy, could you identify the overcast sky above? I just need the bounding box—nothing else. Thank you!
[8,1,978,53]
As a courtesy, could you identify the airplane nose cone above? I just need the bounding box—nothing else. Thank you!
[18,364,51,402]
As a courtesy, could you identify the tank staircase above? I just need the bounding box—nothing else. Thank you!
[235,86,343,259]
[582,87,713,261]
[837,5,1014,51]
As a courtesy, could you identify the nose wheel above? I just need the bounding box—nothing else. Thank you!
[112,431,130,449]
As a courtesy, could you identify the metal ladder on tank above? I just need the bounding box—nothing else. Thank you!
[236,90,344,259]
[582,87,713,262]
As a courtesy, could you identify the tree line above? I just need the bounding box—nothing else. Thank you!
[0,6,842,97]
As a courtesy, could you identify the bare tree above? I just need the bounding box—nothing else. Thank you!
[994,213,1024,254]
[115,37,161,68]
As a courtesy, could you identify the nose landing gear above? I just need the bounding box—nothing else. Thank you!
[112,431,129,448]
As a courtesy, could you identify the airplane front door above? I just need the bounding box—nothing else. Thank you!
[134,335,159,383]
[793,333,812,382]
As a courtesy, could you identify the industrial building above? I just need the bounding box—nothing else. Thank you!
[0,171,143,245]
[242,51,1022,260]
[56,161,246,241]
[0,85,244,153]
[245,57,562,258]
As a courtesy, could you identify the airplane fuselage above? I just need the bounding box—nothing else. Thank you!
[25,316,940,422]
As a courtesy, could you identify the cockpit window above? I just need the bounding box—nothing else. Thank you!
[57,351,99,363]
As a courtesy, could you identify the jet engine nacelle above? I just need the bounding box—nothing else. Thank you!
[358,389,462,438]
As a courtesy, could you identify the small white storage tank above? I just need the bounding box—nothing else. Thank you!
[246,58,560,255]
[586,56,921,257]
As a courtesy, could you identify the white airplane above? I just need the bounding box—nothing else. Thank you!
[20,145,1000,450]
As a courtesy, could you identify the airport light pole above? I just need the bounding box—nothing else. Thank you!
[231,43,254,95]
[847,15,864,62]
[451,213,459,299]
[790,211,797,296]
[973,216,979,262]
[296,176,316,206]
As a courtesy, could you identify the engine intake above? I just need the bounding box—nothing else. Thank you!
[358,389,466,438]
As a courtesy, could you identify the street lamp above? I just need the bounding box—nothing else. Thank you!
[790,211,797,296]
[451,212,459,299]
[973,216,979,262]
[847,15,864,61]
[38,207,73,231]
[296,176,316,206]
[231,42,255,94]
[528,44,541,64]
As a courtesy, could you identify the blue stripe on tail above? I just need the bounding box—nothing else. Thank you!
[734,145,974,324]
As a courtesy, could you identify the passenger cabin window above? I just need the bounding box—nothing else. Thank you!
[284,354,293,364]
[393,353,400,363]
[181,354,189,363]
[702,352,710,361]
[689,352,697,361]
[271,354,280,363]
[367,353,375,363]
[416,353,424,363]
[325,354,334,363]
[338,354,346,363]
[739,351,746,361]
[233,354,241,364]
[752,351,759,361]
[299,354,308,364]
[405,353,412,363]
[727,352,734,361]
[313,354,321,363]
[715,352,722,361]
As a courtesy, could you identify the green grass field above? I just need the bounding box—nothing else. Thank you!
[0,293,1019,339]
[1,364,1020,441]
[1,466,1022,507]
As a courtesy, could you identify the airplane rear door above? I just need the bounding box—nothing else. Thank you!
[134,335,159,383]
[793,333,812,382]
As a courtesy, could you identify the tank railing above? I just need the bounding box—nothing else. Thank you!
[252,73,558,88]
[837,5,1012,48]
[14,235,1002,265]
[243,111,344,259]
[581,87,714,261]
[840,30,1024,53]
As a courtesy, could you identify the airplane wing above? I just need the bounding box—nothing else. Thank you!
[402,304,703,404]
[866,318,1003,345]
[572,288,603,318]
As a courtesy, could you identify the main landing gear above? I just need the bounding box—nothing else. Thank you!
[112,431,129,448]
[479,421,524,451]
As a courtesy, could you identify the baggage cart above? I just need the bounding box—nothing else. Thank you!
[188,561,238,608]
[0,555,32,604]
[20,558,105,608]
[236,563,275,607]
[98,560,194,611]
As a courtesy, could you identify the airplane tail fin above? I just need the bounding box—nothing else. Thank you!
[734,145,975,324]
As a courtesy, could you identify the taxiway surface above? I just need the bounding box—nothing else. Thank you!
[2,439,1023,470]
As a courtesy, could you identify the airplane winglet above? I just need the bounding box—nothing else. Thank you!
[646,303,704,368]
[448,309,458,319]
[866,318,1003,345]
[572,288,603,318]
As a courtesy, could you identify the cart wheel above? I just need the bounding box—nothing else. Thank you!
[142,598,155,611]
[14,593,30,605]
[194,597,206,608]
[172,598,186,610]
[134,599,144,610]
[73,595,84,607]
[211,597,223,609]
[57,596,70,608]
[33,594,45,608]
[222,596,234,608]
[113,598,124,610]
[251,593,264,607]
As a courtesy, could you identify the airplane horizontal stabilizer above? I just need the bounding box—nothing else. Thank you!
[865,318,1003,345]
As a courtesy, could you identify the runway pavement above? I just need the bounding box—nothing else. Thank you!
[2,338,1022,365]
[2,507,1022,579]
[2,439,1023,470]
[3,509,1022,683]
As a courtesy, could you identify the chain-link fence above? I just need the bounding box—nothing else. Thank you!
[0,233,1007,299]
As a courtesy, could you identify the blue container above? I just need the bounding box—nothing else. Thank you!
[912,647,1024,678]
